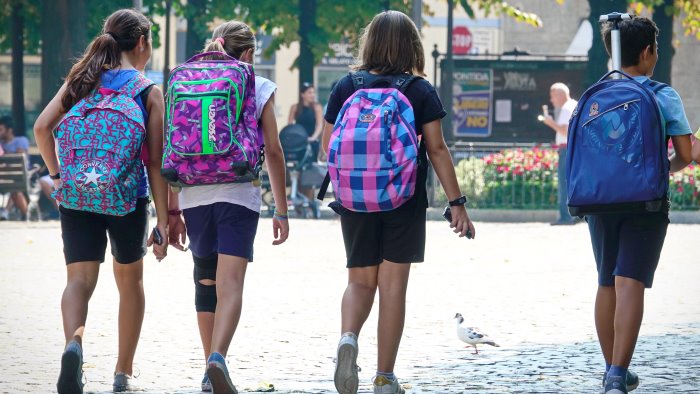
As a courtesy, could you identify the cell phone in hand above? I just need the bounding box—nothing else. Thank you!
[151,227,163,245]
[442,206,473,239]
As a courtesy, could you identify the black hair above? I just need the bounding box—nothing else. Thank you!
[0,115,14,130]
[602,15,658,68]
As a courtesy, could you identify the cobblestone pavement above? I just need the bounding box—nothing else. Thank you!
[1,219,698,393]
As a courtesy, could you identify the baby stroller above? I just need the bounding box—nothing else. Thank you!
[278,124,322,219]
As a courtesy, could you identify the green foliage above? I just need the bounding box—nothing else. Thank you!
[0,0,40,53]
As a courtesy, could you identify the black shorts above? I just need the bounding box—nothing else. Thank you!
[340,197,426,268]
[586,211,669,288]
[59,198,149,264]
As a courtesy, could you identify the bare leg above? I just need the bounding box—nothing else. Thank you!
[341,266,378,336]
[376,260,410,373]
[209,254,247,357]
[611,276,645,368]
[11,192,28,217]
[595,285,616,365]
[198,311,215,363]
[113,259,145,375]
[62,262,100,346]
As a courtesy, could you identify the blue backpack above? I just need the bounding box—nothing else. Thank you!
[54,74,154,216]
[566,70,668,215]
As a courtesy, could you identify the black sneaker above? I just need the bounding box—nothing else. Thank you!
[57,340,84,394]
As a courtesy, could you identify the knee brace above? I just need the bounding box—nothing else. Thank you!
[193,254,218,313]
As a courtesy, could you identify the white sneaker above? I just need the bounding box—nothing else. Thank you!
[334,332,359,394]
[373,375,405,394]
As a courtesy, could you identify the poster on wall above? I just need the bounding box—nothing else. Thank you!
[452,69,493,137]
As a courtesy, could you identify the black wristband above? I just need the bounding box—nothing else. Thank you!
[49,173,61,180]
[448,195,467,206]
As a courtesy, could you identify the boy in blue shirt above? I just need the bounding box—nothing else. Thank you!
[591,16,692,394]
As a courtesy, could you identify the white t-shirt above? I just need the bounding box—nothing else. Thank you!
[555,98,578,145]
[178,76,276,213]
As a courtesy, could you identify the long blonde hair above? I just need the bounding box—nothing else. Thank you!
[202,20,256,61]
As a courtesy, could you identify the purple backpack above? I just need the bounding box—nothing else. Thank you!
[162,51,262,186]
[54,74,154,216]
[321,72,420,212]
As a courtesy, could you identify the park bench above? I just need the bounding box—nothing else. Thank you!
[0,153,43,221]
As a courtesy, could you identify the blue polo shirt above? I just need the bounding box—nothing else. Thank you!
[634,76,692,136]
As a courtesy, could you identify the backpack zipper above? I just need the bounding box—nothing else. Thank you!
[582,99,640,128]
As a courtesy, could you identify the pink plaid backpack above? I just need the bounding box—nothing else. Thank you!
[161,51,263,186]
[320,72,420,212]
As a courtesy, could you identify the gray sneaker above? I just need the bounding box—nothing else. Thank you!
[206,352,237,394]
[373,375,405,394]
[604,375,628,394]
[334,332,359,394]
[201,372,212,392]
[57,340,84,394]
[600,370,639,393]
[113,372,139,392]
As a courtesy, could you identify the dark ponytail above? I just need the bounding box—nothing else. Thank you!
[61,9,151,110]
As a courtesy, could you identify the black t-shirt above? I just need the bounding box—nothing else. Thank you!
[323,73,447,134]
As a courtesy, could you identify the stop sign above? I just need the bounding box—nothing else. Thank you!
[452,26,473,55]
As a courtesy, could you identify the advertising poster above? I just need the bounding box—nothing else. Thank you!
[452,69,493,137]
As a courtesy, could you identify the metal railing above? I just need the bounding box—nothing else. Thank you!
[428,142,700,211]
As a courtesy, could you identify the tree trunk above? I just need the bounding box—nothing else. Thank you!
[185,0,208,60]
[40,0,87,108]
[298,0,316,89]
[584,0,627,89]
[11,0,25,136]
[653,0,673,85]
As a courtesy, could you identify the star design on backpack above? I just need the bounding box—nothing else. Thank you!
[83,167,103,187]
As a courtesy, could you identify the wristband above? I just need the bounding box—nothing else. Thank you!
[273,209,288,220]
[448,195,467,207]
[168,209,182,216]
[49,173,61,180]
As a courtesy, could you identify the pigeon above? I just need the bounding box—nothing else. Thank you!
[453,313,500,354]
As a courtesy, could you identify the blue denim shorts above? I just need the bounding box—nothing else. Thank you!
[586,212,669,288]
[183,202,259,261]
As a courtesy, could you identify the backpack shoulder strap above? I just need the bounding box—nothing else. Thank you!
[350,71,369,91]
[646,79,668,94]
[119,73,156,99]
[392,74,419,95]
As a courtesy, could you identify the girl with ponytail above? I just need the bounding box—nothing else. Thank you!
[166,20,289,393]
[34,8,168,394]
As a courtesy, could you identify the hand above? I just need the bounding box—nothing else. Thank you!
[272,216,289,245]
[147,222,168,261]
[449,205,476,239]
[168,213,188,251]
[307,136,318,142]
[52,178,62,190]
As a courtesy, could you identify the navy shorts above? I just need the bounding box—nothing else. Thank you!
[183,202,259,261]
[340,196,426,268]
[586,212,669,288]
[59,197,149,264]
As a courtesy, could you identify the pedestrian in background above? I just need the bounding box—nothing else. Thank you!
[542,82,578,225]
[33,9,168,393]
[322,10,475,394]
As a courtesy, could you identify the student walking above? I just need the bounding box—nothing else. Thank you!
[165,20,289,394]
[576,15,692,394]
[33,9,169,394]
[321,10,475,394]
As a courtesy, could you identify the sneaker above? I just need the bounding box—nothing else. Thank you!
[334,333,359,394]
[57,340,84,394]
[201,372,212,392]
[206,352,237,394]
[604,375,628,394]
[373,375,405,394]
[600,370,639,393]
[113,372,139,392]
